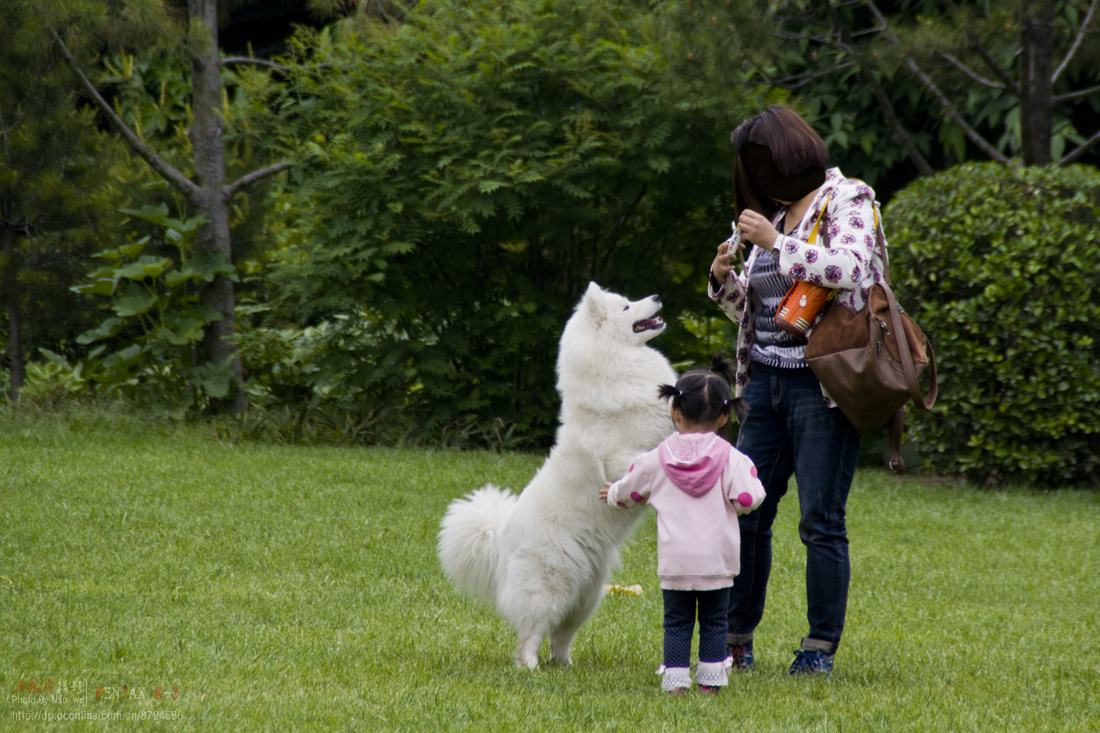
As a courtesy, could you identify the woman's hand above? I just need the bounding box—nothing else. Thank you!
[737,210,780,251]
[711,238,743,282]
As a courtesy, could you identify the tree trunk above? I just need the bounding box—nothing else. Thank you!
[1019,1,1055,166]
[1,198,24,401]
[188,0,245,413]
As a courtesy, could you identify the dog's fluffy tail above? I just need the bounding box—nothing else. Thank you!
[437,484,516,602]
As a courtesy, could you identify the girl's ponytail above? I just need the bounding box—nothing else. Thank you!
[658,354,738,425]
[657,384,683,404]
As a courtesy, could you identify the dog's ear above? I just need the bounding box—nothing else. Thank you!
[583,282,607,324]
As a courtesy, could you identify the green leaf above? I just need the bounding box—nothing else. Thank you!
[119,236,152,259]
[76,318,125,345]
[112,288,158,317]
[115,256,173,281]
[193,304,223,324]
[179,250,236,282]
[72,278,118,296]
[121,203,170,226]
[190,361,233,399]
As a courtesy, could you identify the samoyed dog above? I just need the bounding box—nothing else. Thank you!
[438,282,678,668]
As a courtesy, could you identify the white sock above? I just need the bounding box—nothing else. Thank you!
[696,660,729,688]
[659,666,692,692]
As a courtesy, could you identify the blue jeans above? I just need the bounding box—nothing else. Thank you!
[727,365,861,654]
[663,588,730,667]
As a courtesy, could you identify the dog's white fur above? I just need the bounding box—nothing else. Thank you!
[437,282,677,668]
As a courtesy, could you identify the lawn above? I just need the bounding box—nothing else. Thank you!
[1,409,1097,731]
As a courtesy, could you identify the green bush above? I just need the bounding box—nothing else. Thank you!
[261,0,762,447]
[885,162,1100,486]
[71,205,236,415]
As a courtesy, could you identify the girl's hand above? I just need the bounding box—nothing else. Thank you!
[737,210,780,250]
[599,483,611,502]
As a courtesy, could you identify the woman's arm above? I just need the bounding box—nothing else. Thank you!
[708,229,750,323]
[775,181,878,291]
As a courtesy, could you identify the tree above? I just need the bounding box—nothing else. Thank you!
[257,0,767,443]
[0,1,128,400]
[744,0,1100,176]
[43,0,290,413]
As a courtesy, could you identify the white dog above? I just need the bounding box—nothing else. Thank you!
[438,282,678,668]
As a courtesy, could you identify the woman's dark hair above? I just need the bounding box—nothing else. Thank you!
[658,353,737,425]
[731,106,829,218]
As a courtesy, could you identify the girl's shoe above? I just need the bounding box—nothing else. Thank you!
[699,685,721,695]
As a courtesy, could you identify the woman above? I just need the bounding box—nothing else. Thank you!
[708,106,885,677]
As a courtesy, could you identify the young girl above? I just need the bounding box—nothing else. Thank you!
[600,354,765,695]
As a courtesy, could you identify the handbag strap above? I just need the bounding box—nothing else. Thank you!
[825,195,936,409]
[872,203,891,286]
[887,410,905,472]
[823,195,937,472]
[807,193,832,245]
[878,280,938,411]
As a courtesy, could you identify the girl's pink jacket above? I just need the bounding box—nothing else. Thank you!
[604,432,766,591]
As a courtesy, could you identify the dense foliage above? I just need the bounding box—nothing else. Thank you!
[754,0,1100,184]
[886,162,1100,486]
[72,205,236,414]
[0,0,133,397]
[250,0,767,445]
[5,0,1100,483]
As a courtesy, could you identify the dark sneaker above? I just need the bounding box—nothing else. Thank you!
[789,649,834,677]
[727,641,755,671]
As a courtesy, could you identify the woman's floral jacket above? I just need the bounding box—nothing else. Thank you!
[707,168,888,404]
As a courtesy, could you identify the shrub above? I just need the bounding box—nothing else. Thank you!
[885,162,1100,486]
[71,205,236,415]
[263,0,762,447]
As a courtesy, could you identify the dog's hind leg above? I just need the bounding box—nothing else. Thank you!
[498,557,552,669]
[514,629,544,669]
[547,625,578,668]
[548,575,606,667]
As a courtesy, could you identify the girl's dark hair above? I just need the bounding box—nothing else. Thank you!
[731,106,829,219]
[658,353,737,424]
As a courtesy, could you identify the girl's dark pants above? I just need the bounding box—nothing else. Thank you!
[663,587,730,667]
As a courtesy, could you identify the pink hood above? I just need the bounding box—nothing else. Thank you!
[657,433,732,498]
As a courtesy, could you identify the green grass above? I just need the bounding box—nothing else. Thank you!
[1,409,1098,731]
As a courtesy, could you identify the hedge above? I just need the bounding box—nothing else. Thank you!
[885,162,1100,487]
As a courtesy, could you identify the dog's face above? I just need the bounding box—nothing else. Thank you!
[580,282,665,345]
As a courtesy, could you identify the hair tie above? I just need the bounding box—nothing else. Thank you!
[677,389,684,398]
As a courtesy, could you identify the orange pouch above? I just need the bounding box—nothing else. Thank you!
[776,281,833,337]
[774,196,834,337]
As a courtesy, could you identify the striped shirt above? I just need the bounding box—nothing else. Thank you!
[748,248,808,369]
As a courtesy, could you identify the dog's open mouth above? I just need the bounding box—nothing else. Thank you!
[633,317,664,333]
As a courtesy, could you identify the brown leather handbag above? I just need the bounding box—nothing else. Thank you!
[803,206,937,471]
